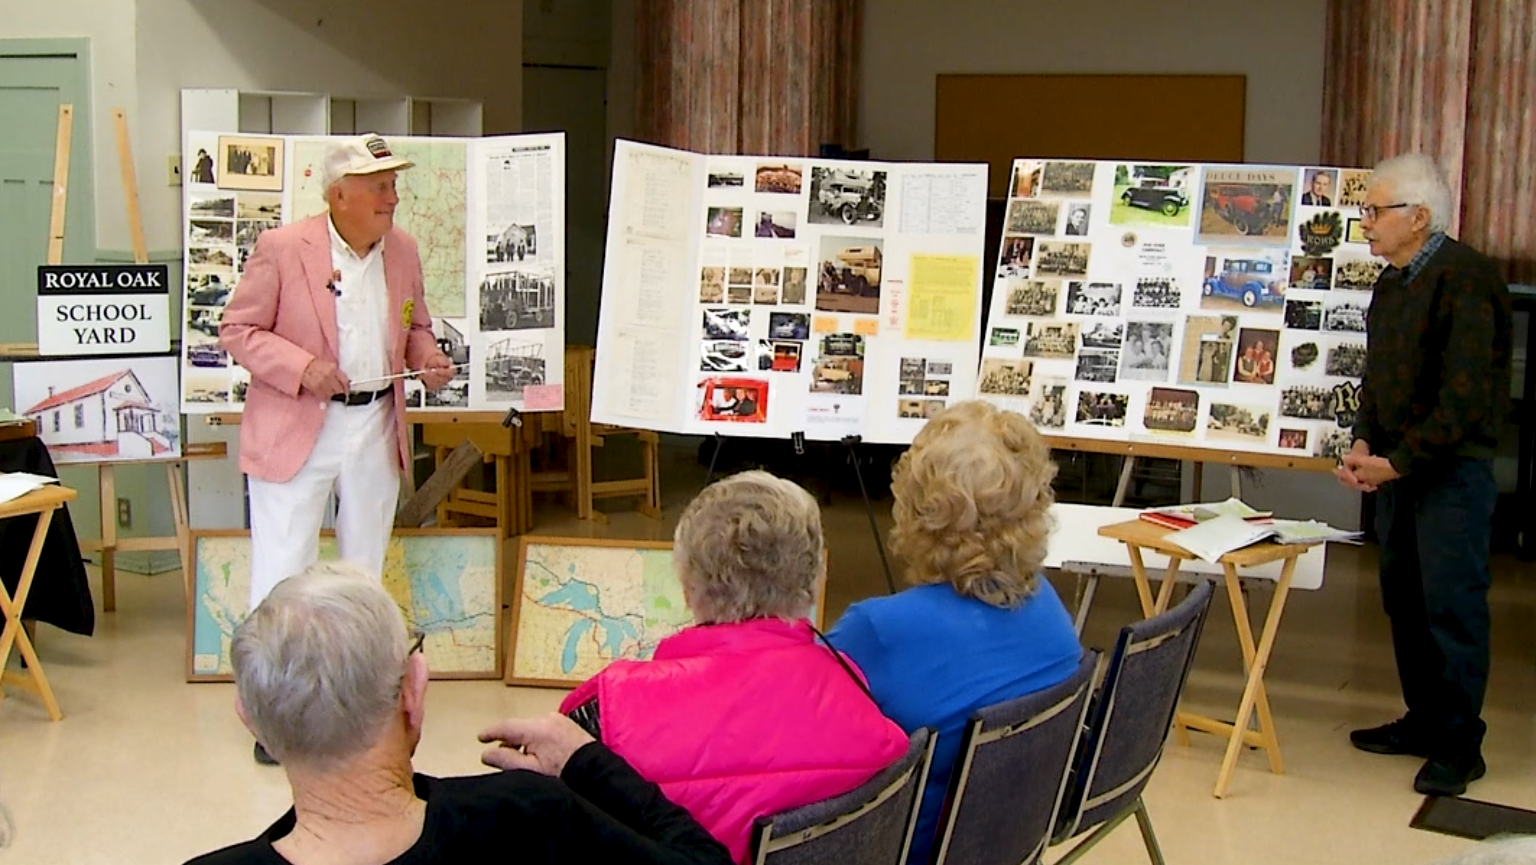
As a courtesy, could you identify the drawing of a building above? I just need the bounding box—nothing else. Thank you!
[24,370,173,459]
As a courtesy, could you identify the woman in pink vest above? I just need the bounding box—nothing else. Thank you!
[559,471,908,863]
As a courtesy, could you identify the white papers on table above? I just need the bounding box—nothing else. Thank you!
[1166,513,1363,563]
[0,472,59,505]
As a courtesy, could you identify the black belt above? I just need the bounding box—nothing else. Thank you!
[331,387,393,406]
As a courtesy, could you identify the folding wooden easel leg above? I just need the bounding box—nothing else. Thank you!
[99,463,118,612]
[1214,558,1295,797]
[166,462,191,602]
[637,430,662,519]
[0,510,63,720]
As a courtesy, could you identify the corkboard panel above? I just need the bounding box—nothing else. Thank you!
[936,74,1247,198]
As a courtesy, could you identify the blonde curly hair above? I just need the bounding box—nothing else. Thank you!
[890,400,1056,608]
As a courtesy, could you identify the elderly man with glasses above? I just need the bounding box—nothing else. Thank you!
[1335,153,1513,797]
[183,562,732,865]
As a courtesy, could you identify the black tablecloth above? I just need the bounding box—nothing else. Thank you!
[0,437,94,635]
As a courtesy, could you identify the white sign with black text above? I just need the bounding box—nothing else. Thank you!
[36,265,172,356]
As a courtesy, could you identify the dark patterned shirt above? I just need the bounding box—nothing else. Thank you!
[1352,235,1512,475]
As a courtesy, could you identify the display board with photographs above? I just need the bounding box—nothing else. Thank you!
[592,140,988,443]
[180,131,567,415]
[981,159,1374,458]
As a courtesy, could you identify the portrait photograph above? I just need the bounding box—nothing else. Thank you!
[216,135,285,192]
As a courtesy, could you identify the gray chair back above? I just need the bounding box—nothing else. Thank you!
[930,651,1099,865]
[1053,579,1214,842]
[750,727,935,865]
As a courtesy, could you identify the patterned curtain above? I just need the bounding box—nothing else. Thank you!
[634,0,862,156]
[1322,0,1536,279]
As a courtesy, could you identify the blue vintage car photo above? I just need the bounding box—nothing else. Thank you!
[1203,259,1285,307]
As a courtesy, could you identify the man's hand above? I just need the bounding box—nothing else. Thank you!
[479,713,594,777]
[1347,453,1401,488]
[418,352,455,391]
[1334,439,1377,492]
[300,359,350,399]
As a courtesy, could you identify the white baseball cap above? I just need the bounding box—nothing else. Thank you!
[320,133,414,188]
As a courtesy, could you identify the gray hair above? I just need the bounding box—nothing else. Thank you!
[232,561,408,767]
[1369,153,1454,233]
[1433,836,1536,865]
[673,470,822,623]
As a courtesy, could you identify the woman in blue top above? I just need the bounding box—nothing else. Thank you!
[827,400,1083,865]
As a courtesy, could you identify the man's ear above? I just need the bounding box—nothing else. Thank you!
[402,652,429,733]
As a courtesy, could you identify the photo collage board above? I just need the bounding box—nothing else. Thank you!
[180,131,567,415]
[591,140,989,444]
[980,158,1376,460]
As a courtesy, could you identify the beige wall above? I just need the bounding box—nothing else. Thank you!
[861,0,1328,166]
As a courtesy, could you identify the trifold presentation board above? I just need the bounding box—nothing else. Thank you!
[977,159,1374,459]
[591,140,991,444]
[179,131,566,415]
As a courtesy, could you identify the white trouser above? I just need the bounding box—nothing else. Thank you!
[247,395,401,608]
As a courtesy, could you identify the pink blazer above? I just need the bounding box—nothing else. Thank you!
[220,214,440,483]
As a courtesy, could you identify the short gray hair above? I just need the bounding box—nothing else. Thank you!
[1433,836,1536,865]
[1369,153,1455,233]
[232,561,408,767]
[673,470,822,623]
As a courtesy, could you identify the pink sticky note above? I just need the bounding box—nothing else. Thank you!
[522,384,564,411]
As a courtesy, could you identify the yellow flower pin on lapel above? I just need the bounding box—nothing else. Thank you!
[401,299,415,330]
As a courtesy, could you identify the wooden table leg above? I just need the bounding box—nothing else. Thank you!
[99,463,117,612]
[0,508,64,720]
[1214,557,1296,797]
[166,462,192,603]
[1126,544,1155,617]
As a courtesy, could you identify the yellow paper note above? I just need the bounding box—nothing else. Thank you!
[854,318,880,336]
[905,254,979,342]
[813,315,839,334]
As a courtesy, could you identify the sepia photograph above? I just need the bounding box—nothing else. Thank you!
[1333,257,1384,290]
[1063,203,1092,236]
[1080,322,1124,349]
[1119,321,1174,382]
[1232,328,1279,385]
[1040,161,1096,195]
[1285,300,1324,330]
[978,358,1033,396]
[897,399,947,419]
[216,135,284,192]
[190,195,235,219]
[1064,281,1121,316]
[1326,341,1368,378]
[236,191,283,221]
[1075,349,1120,384]
[483,339,547,402]
[1144,387,1199,434]
[815,237,883,316]
[755,210,798,239]
[1178,314,1238,385]
[1029,382,1069,429]
[1207,402,1271,443]
[1132,277,1181,308]
[1005,279,1059,317]
[188,219,234,244]
[479,268,556,331]
[1111,164,1195,228]
[810,339,864,394]
[728,266,754,287]
[781,267,808,305]
[1004,199,1061,235]
[753,267,781,304]
[235,219,280,247]
[1035,241,1091,278]
[706,206,744,238]
[727,285,752,304]
[187,247,235,268]
[699,266,725,303]
[1196,167,1297,246]
[809,167,886,227]
[755,163,803,194]
[1337,169,1372,208]
[1075,391,1128,426]
[1021,322,1078,359]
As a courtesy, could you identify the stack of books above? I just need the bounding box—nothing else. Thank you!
[1140,498,1364,562]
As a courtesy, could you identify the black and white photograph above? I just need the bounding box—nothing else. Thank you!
[753,267,781,304]
[728,266,754,287]
[1075,391,1128,426]
[700,339,751,373]
[899,376,926,396]
[1178,315,1237,385]
[427,320,470,407]
[815,237,883,316]
[1322,300,1368,333]
[1004,279,1058,317]
[235,219,280,247]
[479,268,556,331]
[1333,257,1384,290]
[186,272,234,307]
[978,358,1033,396]
[1325,341,1367,378]
[781,267,808,305]
[1316,427,1354,460]
[1133,277,1181,308]
[216,134,283,192]
[707,169,745,188]
[1144,387,1199,434]
[187,247,235,268]
[727,285,752,304]
[809,167,886,227]
[1040,161,1096,195]
[1207,402,1270,443]
[900,357,926,378]
[927,360,953,376]
[768,311,810,340]
[1064,281,1121,316]
[487,222,538,263]
[1022,322,1078,359]
[1063,204,1092,236]
[754,211,797,239]
[1080,322,1124,349]
[1030,383,1069,429]
[236,191,282,220]
[699,266,725,303]
[1075,349,1120,383]
[1285,300,1323,330]
[1119,321,1174,381]
[704,308,751,340]
[1004,199,1060,235]
[483,338,547,401]
[1034,241,1091,278]
[189,219,234,244]
[1291,341,1321,370]
[190,195,235,219]
[1280,385,1333,420]
[999,236,1035,272]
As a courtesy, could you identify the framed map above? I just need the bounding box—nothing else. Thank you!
[187,529,501,682]
[507,536,829,688]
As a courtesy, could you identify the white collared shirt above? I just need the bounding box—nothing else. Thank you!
[327,217,391,389]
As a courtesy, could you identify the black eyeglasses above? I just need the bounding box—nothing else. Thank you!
[408,629,426,656]
[1361,202,1412,221]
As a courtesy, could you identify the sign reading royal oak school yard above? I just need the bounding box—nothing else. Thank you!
[36,265,171,356]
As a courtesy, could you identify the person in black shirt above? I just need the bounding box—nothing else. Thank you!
[1335,153,1512,797]
[184,562,732,865]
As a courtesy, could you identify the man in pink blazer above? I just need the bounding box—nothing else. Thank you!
[221,135,453,760]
